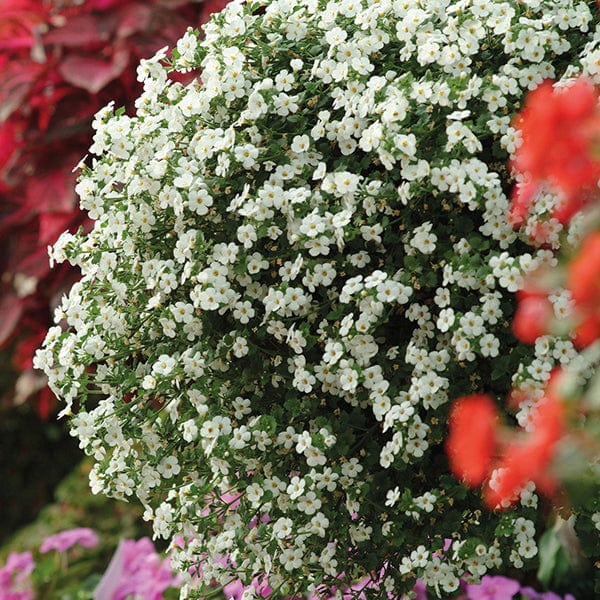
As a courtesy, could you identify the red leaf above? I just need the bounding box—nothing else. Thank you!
[0,120,22,173]
[13,330,46,371]
[25,168,77,215]
[39,211,77,245]
[0,1,49,45]
[0,58,45,121]
[0,292,25,346]
[87,0,124,10]
[58,48,129,94]
[12,243,53,280]
[43,14,110,48]
[36,385,56,421]
[200,0,230,22]
[114,3,152,39]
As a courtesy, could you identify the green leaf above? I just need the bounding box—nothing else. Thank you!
[537,527,562,587]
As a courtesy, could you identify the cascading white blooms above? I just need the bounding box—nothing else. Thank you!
[36,0,600,598]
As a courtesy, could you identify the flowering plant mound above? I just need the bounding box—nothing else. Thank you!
[36,0,600,598]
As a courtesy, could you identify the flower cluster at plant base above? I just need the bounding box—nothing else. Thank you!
[0,551,34,600]
[0,527,178,600]
[35,0,600,598]
[94,537,181,600]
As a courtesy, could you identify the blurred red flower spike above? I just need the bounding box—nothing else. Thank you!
[567,231,600,306]
[510,78,600,225]
[509,180,539,227]
[446,394,499,487]
[573,313,600,348]
[485,393,564,508]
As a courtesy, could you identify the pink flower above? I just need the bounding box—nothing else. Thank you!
[223,576,271,599]
[466,575,521,600]
[413,579,428,600]
[40,527,99,554]
[0,551,35,600]
[520,587,575,600]
[93,537,180,600]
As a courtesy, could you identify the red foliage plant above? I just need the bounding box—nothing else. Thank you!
[0,0,228,417]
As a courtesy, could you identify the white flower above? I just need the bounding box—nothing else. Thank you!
[280,547,303,571]
[297,491,321,515]
[385,486,401,507]
[157,456,181,479]
[410,222,437,254]
[273,517,293,539]
[286,476,305,500]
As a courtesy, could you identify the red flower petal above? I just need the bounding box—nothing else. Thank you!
[512,293,553,344]
[446,394,498,487]
[485,394,564,508]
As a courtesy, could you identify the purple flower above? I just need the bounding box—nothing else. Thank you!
[93,537,181,600]
[223,579,245,599]
[223,576,272,599]
[466,575,521,600]
[413,578,428,600]
[0,551,35,600]
[40,527,99,554]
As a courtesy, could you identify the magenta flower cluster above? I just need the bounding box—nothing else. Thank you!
[466,576,576,600]
[0,528,178,600]
[39,527,99,554]
[0,528,575,600]
[222,575,574,600]
[0,551,35,600]
[94,537,181,600]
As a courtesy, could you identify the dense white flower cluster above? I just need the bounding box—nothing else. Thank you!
[36,0,600,598]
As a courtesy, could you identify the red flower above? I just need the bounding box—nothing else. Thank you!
[446,394,499,487]
[510,78,600,226]
[565,231,600,347]
[567,231,600,306]
[512,289,553,344]
[447,373,567,509]
[573,313,600,348]
[484,392,564,508]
